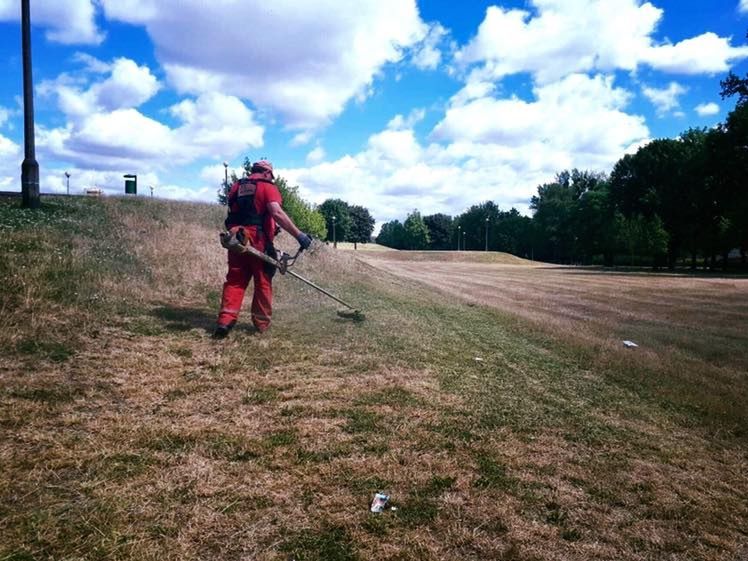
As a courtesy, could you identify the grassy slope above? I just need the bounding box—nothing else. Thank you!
[1,196,746,561]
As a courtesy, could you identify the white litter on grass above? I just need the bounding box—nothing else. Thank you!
[473,357,484,362]
[623,340,638,348]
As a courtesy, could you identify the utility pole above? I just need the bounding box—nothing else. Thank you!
[457,225,461,250]
[485,217,489,251]
[21,0,39,208]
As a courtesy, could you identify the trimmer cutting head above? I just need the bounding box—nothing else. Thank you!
[337,309,366,321]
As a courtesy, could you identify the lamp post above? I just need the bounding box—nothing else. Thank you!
[485,217,489,251]
[457,225,461,251]
[463,231,466,251]
[64,172,70,196]
[149,185,154,198]
[20,0,39,208]
[332,215,337,248]
[223,161,228,188]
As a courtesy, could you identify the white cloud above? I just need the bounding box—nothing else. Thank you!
[37,60,264,170]
[435,74,647,159]
[306,146,326,164]
[455,1,748,84]
[644,32,748,74]
[695,102,720,116]
[72,52,111,74]
[39,58,160,117]
[0,0,102,44]
[411,23,448,70]
[0,106,10,128]
[290,131,315,147]
[200,163,246,186]
[0,132,21,191]
[100,0,428,129]
[0,133,20,158]
[387,108,426,130]
[282,74,649,225]
[740,0,748,14]
[641,82,687,115]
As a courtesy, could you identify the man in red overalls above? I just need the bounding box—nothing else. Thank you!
[214,160,312,338]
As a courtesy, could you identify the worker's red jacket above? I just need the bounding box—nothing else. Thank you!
[224,173,282,247]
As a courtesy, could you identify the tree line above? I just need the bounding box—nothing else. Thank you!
[376,70,748,270]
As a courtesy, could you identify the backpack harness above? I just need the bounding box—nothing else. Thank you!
[225,176,273,230]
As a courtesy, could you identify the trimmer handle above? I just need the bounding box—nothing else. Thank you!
[277,248,303,274]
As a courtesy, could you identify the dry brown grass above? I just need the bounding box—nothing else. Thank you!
[333,242,393,252]
[359,256,748,372]
[1,195,747,561]
[363,250,534,264]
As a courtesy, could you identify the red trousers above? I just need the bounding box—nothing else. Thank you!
[217,237,273,332]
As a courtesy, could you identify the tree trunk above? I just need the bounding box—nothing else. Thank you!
[722,250,729,271]
[690,252,696,270]
[354,241,357,250]
[741,247,746,267]
[710,253,717,271]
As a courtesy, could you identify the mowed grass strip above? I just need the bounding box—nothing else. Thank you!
[0,195,746,561]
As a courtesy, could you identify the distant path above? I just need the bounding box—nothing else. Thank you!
[358,253,748,368]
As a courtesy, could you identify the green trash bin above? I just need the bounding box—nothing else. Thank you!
[124,174,137,195]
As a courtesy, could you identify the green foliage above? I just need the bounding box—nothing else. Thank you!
[423,213,454,250]
[720,68,748,107]
[347,205,375,247]
[216,171,239,206]
[402,210,430,250]
[275,176,327,238]
[530,170,608,263]
[617,214,669,266]
[376,220,406,249]
[318,199,352,243]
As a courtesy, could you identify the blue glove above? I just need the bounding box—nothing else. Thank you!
[296,232,313,250]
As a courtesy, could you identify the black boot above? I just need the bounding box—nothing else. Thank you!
[212,321,235,339]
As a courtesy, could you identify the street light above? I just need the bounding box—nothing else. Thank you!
[463,231,466,251]
[149,185,154,198]
[21,0,39,208]
[64,171,70,196]
[457,225,461,251]
[223,161,228,189]
[332,215,337,248]
[485,217,489,252]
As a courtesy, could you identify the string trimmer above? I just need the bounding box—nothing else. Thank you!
[220,231,365,321]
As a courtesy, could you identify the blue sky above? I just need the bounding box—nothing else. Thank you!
[1,0,747,225]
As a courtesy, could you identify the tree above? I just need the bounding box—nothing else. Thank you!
[610,140,693,268]
[217,170,239,205]
[274,177,327,239]
[493,208,534,258]
[530,171,579,262]
[457,201,500,251]
[423,214,454,250]
[720,30,748,107]
[318,199,352,245]
[402,210,430,250]
[348,205,375,249]
[376,220,406,249]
